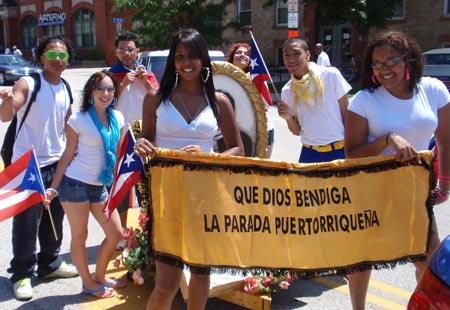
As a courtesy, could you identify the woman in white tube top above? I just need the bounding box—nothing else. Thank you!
[134,28,244,310]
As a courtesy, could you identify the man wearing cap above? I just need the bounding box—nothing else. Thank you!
[12,46,22,56]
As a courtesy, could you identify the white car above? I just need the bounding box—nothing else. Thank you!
[423,48,450,90]
[138,49,225,83]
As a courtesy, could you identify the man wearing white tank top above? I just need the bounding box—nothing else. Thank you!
[0,35,78,300]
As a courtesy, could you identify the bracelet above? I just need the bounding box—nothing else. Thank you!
[438,175,450,181]
[437,186,450,197]
[46,187,59,197]
[385,133,391,146]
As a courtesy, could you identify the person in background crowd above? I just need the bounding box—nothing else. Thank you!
[5,46,11,54]
[226,42,275,158]
[45,70,126,299]
[12,46,22,56]
[314,43,331,67]
[134,28,244,310]
[345,30,450,310]
[109,31,159,250]
[0,35,78,300]
[278,37,351,163]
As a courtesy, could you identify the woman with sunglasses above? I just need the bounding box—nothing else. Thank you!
[345,31,450,309]
[44,70,127,298]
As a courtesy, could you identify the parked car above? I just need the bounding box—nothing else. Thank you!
[138,49,225,83]
[0,54,42,85]
[423,48,450,90]
[407,234,450,309]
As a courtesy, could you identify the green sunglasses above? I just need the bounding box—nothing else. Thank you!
[42,50,70,62]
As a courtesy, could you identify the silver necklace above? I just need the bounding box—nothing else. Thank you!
[176,88,206,123]
[48,80,67,140]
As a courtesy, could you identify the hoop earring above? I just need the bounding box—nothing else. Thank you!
[201,67,210,83]
[405,67,411,81]
[371,74,379,85]
[89,97,94,105]
[174,71,179,88]
[110,97,117,106]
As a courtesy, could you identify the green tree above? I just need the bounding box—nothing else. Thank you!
[263,0,402,36]
[113,0,234,49]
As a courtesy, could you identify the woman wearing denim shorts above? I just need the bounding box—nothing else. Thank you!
[44,70,126,299]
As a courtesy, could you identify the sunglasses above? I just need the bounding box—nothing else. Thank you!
[42,50,70,62]
[96,85,115,93]
[371,55,405,69]
[117,47,137,53]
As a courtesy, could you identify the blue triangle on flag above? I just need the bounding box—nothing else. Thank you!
[19,151,45,195]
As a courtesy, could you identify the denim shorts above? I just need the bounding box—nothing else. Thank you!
[59,176,108,203]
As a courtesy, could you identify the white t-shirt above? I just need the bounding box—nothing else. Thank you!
[114,79,148,127]
[65,110,124,185]
[349,77,450,155]
[281,66,351,145]
[317,52,330,67]
[14,73,71,167]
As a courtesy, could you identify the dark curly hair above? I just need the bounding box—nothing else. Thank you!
[226,42,251,72]
[36,35,73,63]
[361,31,424,93]
[80,70,119,112]
[114,31,139,48]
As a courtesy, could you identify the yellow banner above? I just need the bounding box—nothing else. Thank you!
[148,150,433,274]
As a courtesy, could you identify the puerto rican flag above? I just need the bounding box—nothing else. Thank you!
[250,34,273,105]
[103,127,143,220]
[0,149,45,222]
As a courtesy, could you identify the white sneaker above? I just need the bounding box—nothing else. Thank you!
[13,277,32,300]
[41,261,78,279]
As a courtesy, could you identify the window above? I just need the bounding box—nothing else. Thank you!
[238,0,251,28]
[276,0,288,26]
[72,9,96,48]
[391,0,405,19]
[21,15,37,49]
[446,0,450,16]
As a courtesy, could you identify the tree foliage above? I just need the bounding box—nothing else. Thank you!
[263,0,402,35]
[113,0,234,49]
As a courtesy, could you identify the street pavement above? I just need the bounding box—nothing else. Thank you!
[0,67,449,309]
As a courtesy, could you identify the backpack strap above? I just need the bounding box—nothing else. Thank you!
[60,77,73,105]
[15,72,40,137]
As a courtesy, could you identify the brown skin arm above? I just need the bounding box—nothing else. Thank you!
[215,91,244,156]
[338,94,349,125]
[434,103,450,192]
[277,100,301,136]
[0,77,28,122]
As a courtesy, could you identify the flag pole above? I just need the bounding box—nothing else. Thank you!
[249,31,281,102]
[32,146,58,241]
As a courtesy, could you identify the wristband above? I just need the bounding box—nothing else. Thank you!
[46,187,59,197]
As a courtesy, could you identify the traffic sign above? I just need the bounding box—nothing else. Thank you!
[112,18,126,23]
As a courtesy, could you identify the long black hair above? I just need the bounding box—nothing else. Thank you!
[159,28,219,122]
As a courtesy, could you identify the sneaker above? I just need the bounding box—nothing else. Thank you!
[41,261,79,279]
[13,278,32,300]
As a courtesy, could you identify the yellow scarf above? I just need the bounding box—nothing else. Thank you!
[290,62,324,108]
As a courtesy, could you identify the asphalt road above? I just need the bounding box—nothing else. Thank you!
[0,67,449,310]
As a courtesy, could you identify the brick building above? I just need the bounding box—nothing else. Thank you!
[0,0,449,68]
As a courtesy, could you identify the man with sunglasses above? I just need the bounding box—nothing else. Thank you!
[109,31,159,249]
[0,35,78,300]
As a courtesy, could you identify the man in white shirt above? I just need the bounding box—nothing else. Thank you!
[314,43,330,67]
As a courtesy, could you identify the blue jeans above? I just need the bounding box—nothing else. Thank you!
[299,146,345,163]
[8,162,64,283]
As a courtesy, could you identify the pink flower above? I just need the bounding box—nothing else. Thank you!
[243,277,260,295]
[132,269,144,285]
[286,273,293,283]
[113,259,121,268]
[261,276,274,287]
[138,212,149,227]
[279,281,290,290]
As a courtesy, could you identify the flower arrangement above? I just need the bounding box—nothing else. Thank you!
[243,270,293,295]
[113,211,155,285]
